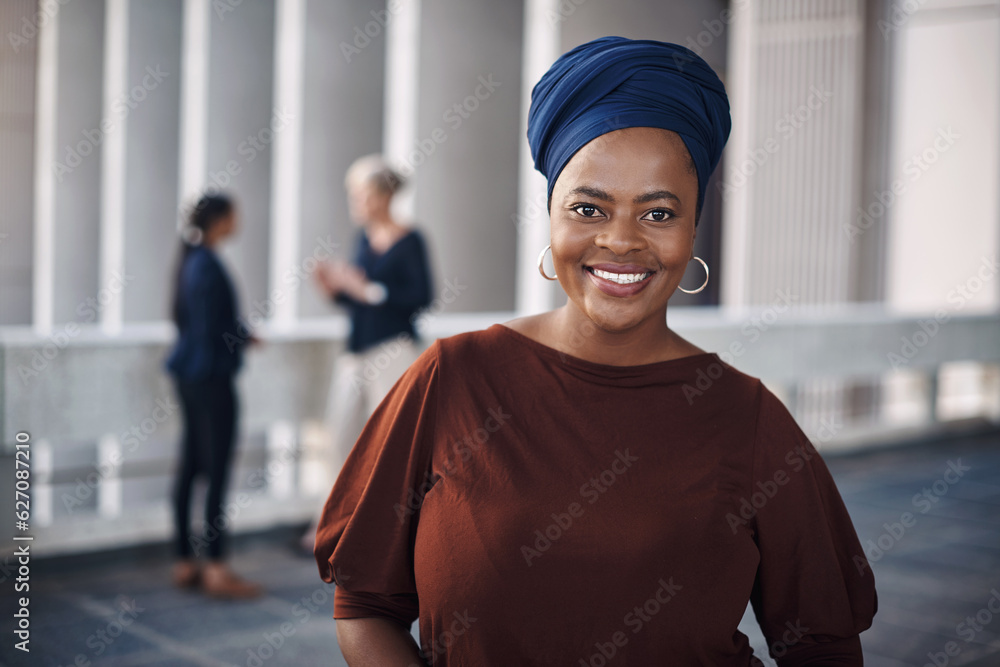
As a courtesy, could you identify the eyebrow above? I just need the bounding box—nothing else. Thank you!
[566,186,681,205]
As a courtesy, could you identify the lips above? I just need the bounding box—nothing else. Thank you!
[584,263,656,297]
[588,263,653,273]
[588,267,651,285]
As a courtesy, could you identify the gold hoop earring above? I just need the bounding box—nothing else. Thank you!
[678,256,709,294]
[537,245,557,281]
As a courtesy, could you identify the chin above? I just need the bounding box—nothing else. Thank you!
[578,299,651,334]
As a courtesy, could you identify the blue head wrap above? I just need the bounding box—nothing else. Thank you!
[527,36,731,222]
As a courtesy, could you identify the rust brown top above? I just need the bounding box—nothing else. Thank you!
[315,323,876,665]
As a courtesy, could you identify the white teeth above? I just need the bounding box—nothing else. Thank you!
[591,268,650,285]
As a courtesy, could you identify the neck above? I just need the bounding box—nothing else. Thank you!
[552,302,674,366]
[202,228,226,248]
[365,211,395,231]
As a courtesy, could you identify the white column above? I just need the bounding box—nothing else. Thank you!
[881,4,999,427]
[266,421,296,499]
[178,0,210,214]
[34,440,54,527]
[719,0,754,308]
[885,4,999,311]
[100,0,129,334]
[269,0,306,327]
[382,0,421,219]
[32,0,60,334]
[97,435,123,518]
[514,0,560,316]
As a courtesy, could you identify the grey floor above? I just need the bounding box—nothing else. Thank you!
[2,429,998,667]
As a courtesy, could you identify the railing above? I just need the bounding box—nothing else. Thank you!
[2,306,998,556]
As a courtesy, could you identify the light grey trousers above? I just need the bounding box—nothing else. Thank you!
[323,334,423,483]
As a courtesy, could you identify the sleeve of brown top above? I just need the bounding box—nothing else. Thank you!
[748,383,878,666]
[313,341,441,628]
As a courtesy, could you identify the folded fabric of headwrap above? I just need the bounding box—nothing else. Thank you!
[527,36,732,222]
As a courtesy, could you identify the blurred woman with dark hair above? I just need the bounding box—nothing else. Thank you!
[165,193,261,599]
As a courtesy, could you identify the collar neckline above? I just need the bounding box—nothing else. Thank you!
[491,323,720,376]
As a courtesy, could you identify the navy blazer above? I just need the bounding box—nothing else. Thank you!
[166,246,246,382]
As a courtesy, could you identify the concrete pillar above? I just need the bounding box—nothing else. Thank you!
[880,2,1000,431]
[50,0,105,327]
[205,0,276,316]
[720,0,753,308]
[178,0,209,205]
[297,0,387,319]
[514,0,561,316]
[99,0,128,334]
[411,0,524,313]
[383,0,421,220]
[31,0,59,332]
[266,420,296,499]
[0,0,39,326]
[268,0,306,327]
[123,0,183,323]
[884,2,999,311]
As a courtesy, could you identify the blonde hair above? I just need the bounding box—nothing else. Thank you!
[345,154,405,196]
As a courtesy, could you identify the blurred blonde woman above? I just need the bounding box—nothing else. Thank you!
[304,155,432,550]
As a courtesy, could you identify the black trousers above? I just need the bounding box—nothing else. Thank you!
[172,375,238,560]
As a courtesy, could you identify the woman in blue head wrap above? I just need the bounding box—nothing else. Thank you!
[318,37,876,666]
[517,35,731,361]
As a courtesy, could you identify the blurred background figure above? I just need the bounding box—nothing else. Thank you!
[166,193,262,599]
[302,155,432,551]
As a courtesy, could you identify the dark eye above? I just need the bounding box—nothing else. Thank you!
[572,204,600,218]
[642,209,673,222]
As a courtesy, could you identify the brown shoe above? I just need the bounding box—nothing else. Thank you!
[172,559,201,588]
[201,562,262,600]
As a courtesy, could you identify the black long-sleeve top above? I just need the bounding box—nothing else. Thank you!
[334,228,433,353]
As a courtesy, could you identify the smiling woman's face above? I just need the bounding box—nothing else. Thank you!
[549,126,699,334]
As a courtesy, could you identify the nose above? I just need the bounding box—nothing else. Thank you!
[594,215,647,256]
